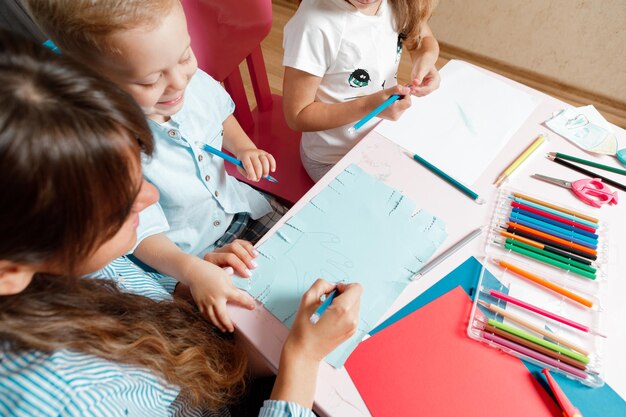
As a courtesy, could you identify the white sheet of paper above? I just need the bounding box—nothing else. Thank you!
[375,60,540,185]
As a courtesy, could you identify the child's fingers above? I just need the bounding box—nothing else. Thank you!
[227,240,256,269]
[229,288,256,310]
[240,156,258,181]
[249,156,264,181]
[204,252,251,277]
[266,153,277,172]
[205,306,226,332]
[259,154,271,177]
[213,303,235,333]
[231,239,257,258]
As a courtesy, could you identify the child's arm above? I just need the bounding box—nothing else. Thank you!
[221,114,276,182]
[409,22,441,97]
[134,233,256,332]
[282,68,412,132]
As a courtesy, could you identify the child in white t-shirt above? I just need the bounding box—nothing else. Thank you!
[283,0,440,181]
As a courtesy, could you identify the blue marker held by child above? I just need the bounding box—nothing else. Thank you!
[348,86,409,136]
[309,289,338,324]
[202,143,279,183]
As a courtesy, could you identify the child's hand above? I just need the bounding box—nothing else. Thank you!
[375,85,412,121]
[236,148,276,182]
[203,239,258,278]
[283,279,362,363]
[184,257,256,332]
[410,62,440,97]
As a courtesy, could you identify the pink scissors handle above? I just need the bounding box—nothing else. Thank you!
[571,178,619,208]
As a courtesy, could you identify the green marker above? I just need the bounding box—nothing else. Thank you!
[487,319,590,364]
[504,239,597,274]
[504,242,597,279]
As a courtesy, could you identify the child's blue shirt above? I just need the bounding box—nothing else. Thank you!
[139,69,271,257]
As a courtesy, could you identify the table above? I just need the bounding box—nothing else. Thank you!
[228,61,626,417]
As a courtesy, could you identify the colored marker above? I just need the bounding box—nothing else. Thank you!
[412,153,484,204]
[510,202,597,234]
[542,368,584,417]
[509,209,598,241]
[309,289,338,324]
[202,144,278,183]
[478,300,588,355]
[500,227,597,261]
[493,259,594,305]
[498,231,593,265]
[482,332,588,379]
[498,239,597,274]
[501,243,597,279]
[548,154,626,192]
[349,94,402,134]
[485,290,605,337]
[512,192,598,223]
[511,196,598,229]
[413,227,484,279]
[506,222,597,256]
[507,217,597,249]
[487,319,590,364]
[494,134,547,187]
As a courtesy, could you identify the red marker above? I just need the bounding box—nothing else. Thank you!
[542,368,583,417]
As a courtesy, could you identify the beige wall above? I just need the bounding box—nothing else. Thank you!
[429,0,626,104]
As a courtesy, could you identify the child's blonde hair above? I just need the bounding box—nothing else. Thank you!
[388,0,438,49]
[25,0,177,58]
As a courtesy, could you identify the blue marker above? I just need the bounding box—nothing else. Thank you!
[348,90,406,134]
[309,289,338,324]
[202,144,278,183]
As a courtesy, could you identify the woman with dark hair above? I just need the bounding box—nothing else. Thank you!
[0,31,361,417]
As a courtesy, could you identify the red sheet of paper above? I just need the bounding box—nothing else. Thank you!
[345,287,560,417]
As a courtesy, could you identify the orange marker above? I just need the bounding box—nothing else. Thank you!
[494,259,593,308]
[507,222,597,256]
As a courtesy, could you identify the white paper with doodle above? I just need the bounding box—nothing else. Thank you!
[233,164,447,368]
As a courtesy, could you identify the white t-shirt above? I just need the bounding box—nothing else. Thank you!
[283,0,402,164]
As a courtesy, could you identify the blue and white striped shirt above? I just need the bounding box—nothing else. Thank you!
[0,257,314,417]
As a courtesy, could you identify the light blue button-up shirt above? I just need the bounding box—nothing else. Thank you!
[138,70,271,257]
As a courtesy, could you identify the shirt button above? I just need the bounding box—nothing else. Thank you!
[215,190,219,197]
[213,220,221,227]
[198,155,203,162]
[168,129,177,137]
[205,175,211,182]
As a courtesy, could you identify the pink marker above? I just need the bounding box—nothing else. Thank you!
[486,289,605,337]
[542,368,584,417]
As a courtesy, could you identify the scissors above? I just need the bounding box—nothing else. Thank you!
[532,174,618,208]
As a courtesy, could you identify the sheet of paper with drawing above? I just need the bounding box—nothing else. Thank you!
[233,164,447,367]
[375,59,540,185]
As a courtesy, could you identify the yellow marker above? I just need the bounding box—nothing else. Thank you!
[495,134,547,187]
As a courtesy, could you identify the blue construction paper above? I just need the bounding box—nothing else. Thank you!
[370,256,626,415]
[234,164,447,367]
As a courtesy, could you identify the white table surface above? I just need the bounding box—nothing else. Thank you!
[228,62,626,417]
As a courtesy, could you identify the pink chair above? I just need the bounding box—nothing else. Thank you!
[182,0,314,205]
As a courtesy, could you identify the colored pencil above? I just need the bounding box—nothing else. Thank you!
[508,215,597,249]
[548,154,626,192]
[501,227,597,261]
[202,144,279,183]
[507,222,597,256]
[478,300,588,355]
[510,209,598,241]
[512,192,598,223]
[483,323,588,370]
[482,332,588,379]
[412,153,484,204]
[499,231,594,265]
[309,289,338,324]
[510,202,597,234]
[501,242,597,279]
[493,259,594,306]
[550,151,626,176]
[412,227,484,279]
[495,134,547,187]
[350,94,402,133]
[486,289,604,337]
[542,369,584,417]
[511,196,598,228]
[500,239,597,274]
[487,319,590,364]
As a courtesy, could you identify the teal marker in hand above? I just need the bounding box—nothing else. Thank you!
[202,144,278,182]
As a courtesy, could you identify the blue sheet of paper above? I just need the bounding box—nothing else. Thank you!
[370,256,626,415]
[234,164,447,367]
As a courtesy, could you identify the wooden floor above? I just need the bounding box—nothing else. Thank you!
[240,0,624,128]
